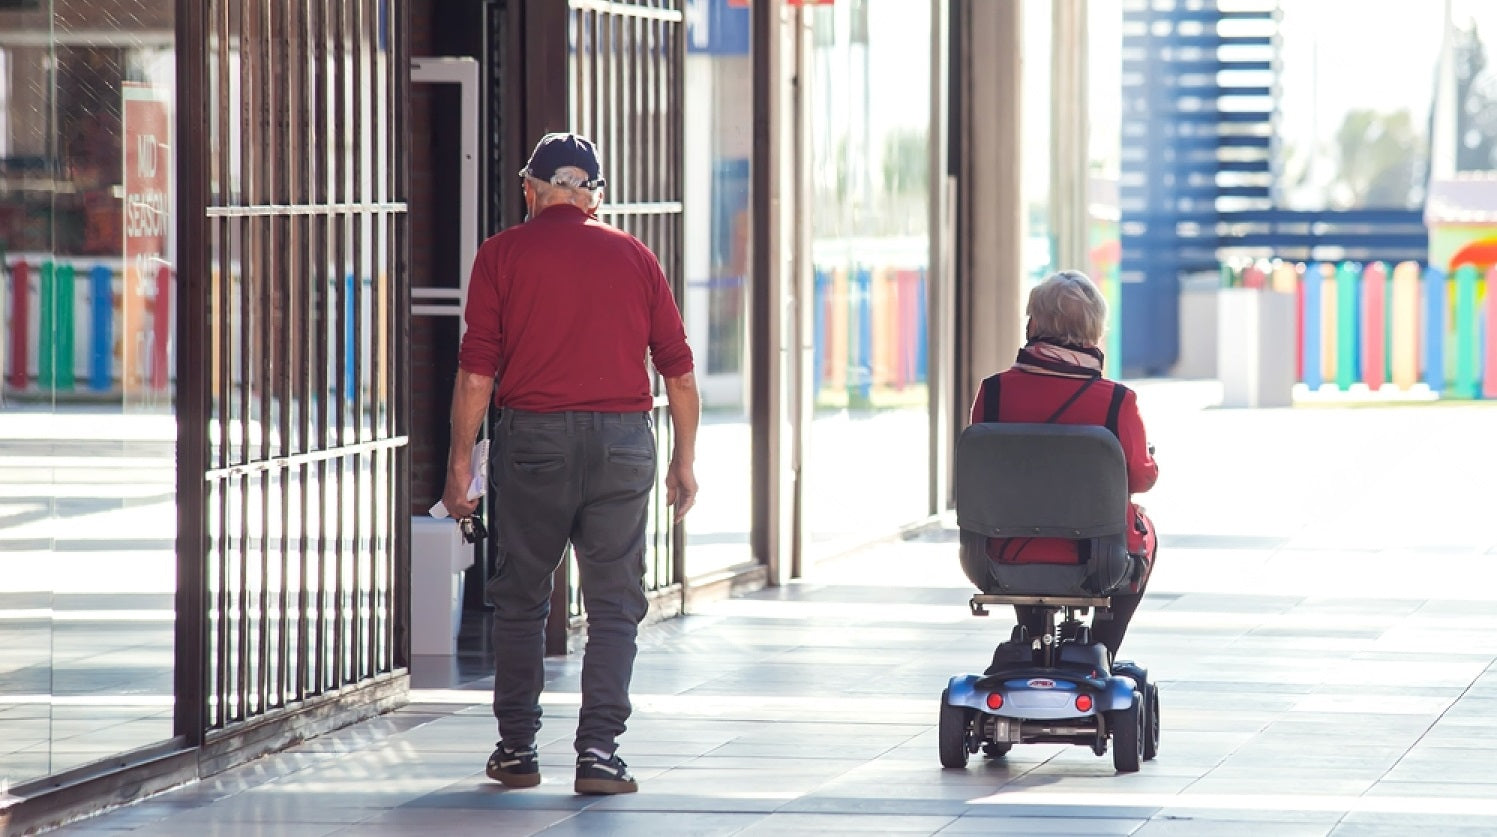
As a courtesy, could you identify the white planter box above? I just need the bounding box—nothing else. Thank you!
[410,517,475,656]
[1217,287,1296,408]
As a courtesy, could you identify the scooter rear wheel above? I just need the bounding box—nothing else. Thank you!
[938,688,972,768]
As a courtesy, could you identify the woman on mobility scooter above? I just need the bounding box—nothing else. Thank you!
[968,270,1158,660]
[939,269,1161,773]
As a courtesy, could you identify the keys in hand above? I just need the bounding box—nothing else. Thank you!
[459,515,487,544]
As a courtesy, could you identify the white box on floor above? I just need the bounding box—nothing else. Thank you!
[410,516,475,655]
[1217,287,1296,408]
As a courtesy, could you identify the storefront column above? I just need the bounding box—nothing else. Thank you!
[953,0,1024,431]
[750,0,799,584]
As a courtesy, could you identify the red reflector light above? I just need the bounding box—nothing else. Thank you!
[1074,694,1093,712]
[985,693,1004,710]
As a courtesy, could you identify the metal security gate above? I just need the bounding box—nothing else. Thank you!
[178,0,410,749]
[486,0,686,652]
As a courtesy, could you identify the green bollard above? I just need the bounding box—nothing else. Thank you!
[56,262,75,389]
[1335,262,1358,391]
[1453,264,1479,399]
[1384,265,1395,383]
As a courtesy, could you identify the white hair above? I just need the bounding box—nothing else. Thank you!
[528,165,602,210]
[1026,270,1108,347]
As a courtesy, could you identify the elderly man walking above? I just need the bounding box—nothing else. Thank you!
[441,132,699,795]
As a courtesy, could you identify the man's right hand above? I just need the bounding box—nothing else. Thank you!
[666,458,697,523]
[442,461,480,519]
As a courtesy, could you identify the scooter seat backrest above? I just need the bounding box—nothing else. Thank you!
[954,422,1128,540]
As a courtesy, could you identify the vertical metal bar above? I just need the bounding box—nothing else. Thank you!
[291,0,312,703]
[310,0,330,697]
[211,0,234,727]
[349,0,367,681]
[275,0,295,709]
[669,1,687,592]
[588,9,600,138]
[365,0,383,673]
[254,0,275,714]
[628,11,640,219]
[235,0,255,720]
[608,10,620,206]
[330,0,349,686]
[213,215,231,728]
[175,0,209,746]
[392,0,413,671]
[257,0,275,713]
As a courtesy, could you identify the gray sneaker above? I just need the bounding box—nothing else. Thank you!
[574,751,638,795]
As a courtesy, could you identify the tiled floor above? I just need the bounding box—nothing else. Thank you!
[32,387,1497,835]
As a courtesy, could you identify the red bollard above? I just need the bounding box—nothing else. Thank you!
[7,261,28,389]
[151,265,172,390]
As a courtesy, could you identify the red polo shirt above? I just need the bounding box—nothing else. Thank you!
[457,204,694,412]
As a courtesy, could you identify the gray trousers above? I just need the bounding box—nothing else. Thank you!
[485,409,654,755]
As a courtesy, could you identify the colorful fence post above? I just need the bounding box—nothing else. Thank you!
[89,264,114,391]
[38,262,56,388]
[828,266,846,393]
[1453,264,1480,399]
[1335,262,1360,390]
[1485,266,1497,399]
[1361,262,1387,391]
[915,268,928,384]
[813,267,828,396]
[1390,261,1421,391]
[6,260,27,389]
[1423,265,1446,393]
[152,265,172,390]
[872,267,893,389]
[1291,262,1306,381]
[849,265,872,406]
[1302,262,1322,388]
[56,262,77,389]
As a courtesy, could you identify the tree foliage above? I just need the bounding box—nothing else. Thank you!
[881,128,927,197]
[1455,22,1497,172]
[1330,108,1424,208]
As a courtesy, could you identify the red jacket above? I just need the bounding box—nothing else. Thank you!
[457,205,694,412]
[969,369,1158,564]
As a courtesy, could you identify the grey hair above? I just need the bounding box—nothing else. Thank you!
[1026,269,1108,347]
[528,165,603,210]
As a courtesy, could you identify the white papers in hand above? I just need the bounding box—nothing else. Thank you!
[428,439,489,518]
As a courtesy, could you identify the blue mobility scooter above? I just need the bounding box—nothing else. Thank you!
[940,422,1159,773]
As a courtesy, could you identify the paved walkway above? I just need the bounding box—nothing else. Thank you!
[41,382,1497,836]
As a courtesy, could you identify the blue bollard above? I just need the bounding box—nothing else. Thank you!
[1302,262,1322,390]
[850,266,872,406]
[90,265,114,391]
[1423,266,1446,393]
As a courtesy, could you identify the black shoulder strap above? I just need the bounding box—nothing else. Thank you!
[1104,383,1129,438]
[980,373,1002,422]
[1044,377,1097,423]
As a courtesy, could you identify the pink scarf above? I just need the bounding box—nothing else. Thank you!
[1011,341,1104,379]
